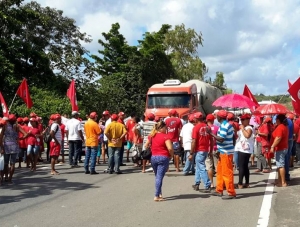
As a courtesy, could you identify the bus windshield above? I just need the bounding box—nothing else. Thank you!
[147,94,191,108]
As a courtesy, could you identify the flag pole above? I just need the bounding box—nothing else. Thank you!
[8,93,17,112]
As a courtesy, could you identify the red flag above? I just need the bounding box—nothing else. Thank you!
[66,79,78,111]
[242,85,259,110]
[16,79,33,108]
[0,92,9,117]
[288,79,300,115]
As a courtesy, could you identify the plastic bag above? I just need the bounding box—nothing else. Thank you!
[0,154,4,171]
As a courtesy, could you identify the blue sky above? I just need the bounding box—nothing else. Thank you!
[26,0,300,95]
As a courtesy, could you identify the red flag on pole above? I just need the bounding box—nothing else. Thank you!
[242,85,259,110]
[67,79,78,111]
[288,79,300,115]
[16,79,33,109]
[0,92,9,117]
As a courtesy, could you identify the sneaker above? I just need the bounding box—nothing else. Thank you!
[90,171,99,175]
[70,165,75,168]
[85,171,91,174]
[115,171,123,174]
[109,170,113,174]
[211,190,223,197]
[120,163,126,166]
[192,184,199,191]
[222,195,236,200]
[200,188,211,193]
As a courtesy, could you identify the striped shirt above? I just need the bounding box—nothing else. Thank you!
[142,121,156,149]
[216,120,234,154]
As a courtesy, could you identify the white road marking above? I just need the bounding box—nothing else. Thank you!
[257,167,276,227]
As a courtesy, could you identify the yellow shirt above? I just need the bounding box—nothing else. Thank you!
[84,119,101,147]
[104,121,127,147]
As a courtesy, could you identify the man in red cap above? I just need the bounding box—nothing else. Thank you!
[125,112,136,162]
[49,114,62,175]
[181,114,195,175]
[189,112,213,192]
[84,112,102,174]
[104,114,127,174]
[165,109,183,171]
[117,112,127,166]
[208,110,236,199]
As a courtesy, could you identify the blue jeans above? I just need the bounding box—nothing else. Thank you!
[119,142,126,164]
[84,146,97,172]
[27,145,40,156]
[285,139,293,180]
[69,140,81,166]
[151,155,169,197]
[108,147,121,172]
[183,150,195,174]
[195,152,211,189]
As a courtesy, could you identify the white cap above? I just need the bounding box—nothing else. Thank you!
[213,110,219,115]
[72,111,80,116]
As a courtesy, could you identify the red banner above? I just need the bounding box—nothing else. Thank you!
[67,79,78,111]
[0,92,9,117]
[16,79,33,108]
[288,79,300,115]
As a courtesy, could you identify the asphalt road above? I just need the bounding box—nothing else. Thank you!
[0,154,299,227]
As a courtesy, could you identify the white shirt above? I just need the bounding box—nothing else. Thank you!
[235,125,254,154]
[51,122,62,145]
[103,118,111,141]
[180,122,194,151]
[65,118,82,141]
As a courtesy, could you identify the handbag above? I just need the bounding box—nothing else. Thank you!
[131,145,141,163]
[0,154,4,171]
[141,137,152,160]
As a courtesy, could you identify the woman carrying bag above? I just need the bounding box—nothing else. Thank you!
[144,121,174,201]
[235,114,255,189]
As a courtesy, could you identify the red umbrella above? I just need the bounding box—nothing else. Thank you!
[212,94,258,110]
[253,103,290,115]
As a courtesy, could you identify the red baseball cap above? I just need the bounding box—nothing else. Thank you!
[30,112,37,118]
[168,109,177,116]
[0,119,6,126]
[23,117,29,122]
[193,112,203,119]
[188,114,195,122]
[154,116,160,122]
[217,110,227,119]
[147,113,155,120]
[287,113,295,119]
[227,112,235,120]
[111,114,118,121]
[17,117,23,123]
[30,117,38,122]
[8,114,16,121]
[206,114,215,121]
[103,110,110,115]
[53,114,61,120]
[118,112,125,116]
[264,117,272,123]
[240,113,251,120]
[90,112,98,119]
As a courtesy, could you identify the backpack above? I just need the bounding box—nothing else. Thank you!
[43,124,58,143]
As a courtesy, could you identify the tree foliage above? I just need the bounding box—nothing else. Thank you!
[164,23,206,81]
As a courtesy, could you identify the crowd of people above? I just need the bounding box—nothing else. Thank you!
[0,108,298,201]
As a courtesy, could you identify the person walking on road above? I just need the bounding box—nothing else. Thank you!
[190,112,213,192]
[208,110,237,199]
[66,111,84,168]
[84,112,102,175]
[104,114,127,174]
[235,114,254,189]
[144,120,174,201]
[49,114,62,175]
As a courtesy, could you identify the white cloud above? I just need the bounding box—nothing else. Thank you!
[25,0,300,95]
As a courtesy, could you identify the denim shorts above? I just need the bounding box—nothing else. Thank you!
[173,142,181,155]
[27,145,40,156]
[275,149,288,168]
[4,153,18,165]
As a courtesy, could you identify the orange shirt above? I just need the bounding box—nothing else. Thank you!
[84,119,101,147]
[271,124,288,151]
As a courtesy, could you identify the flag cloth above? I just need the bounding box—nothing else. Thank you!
[0,92,9,117]
[288,79,300,115]
[242,85,259,110]
[67,79,78,111]
[16,79,33,108]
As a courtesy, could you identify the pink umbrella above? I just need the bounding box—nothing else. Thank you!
[212,94,258,110]
[253,103,290,115]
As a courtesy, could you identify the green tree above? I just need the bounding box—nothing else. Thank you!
[164,23,206,81]
[213,72,226,89]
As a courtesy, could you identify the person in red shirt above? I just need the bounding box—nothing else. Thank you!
[17,117,27,168]
[37,117,45,162]
[189,112,213,192]
[27,118,41,172]
[165,109,183,172]
[270,114,289,187]
[144,121,174,201]
[126,113,136,162]
[22,117,30,167]
[294,118,300,166]
[59,122,66,163]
